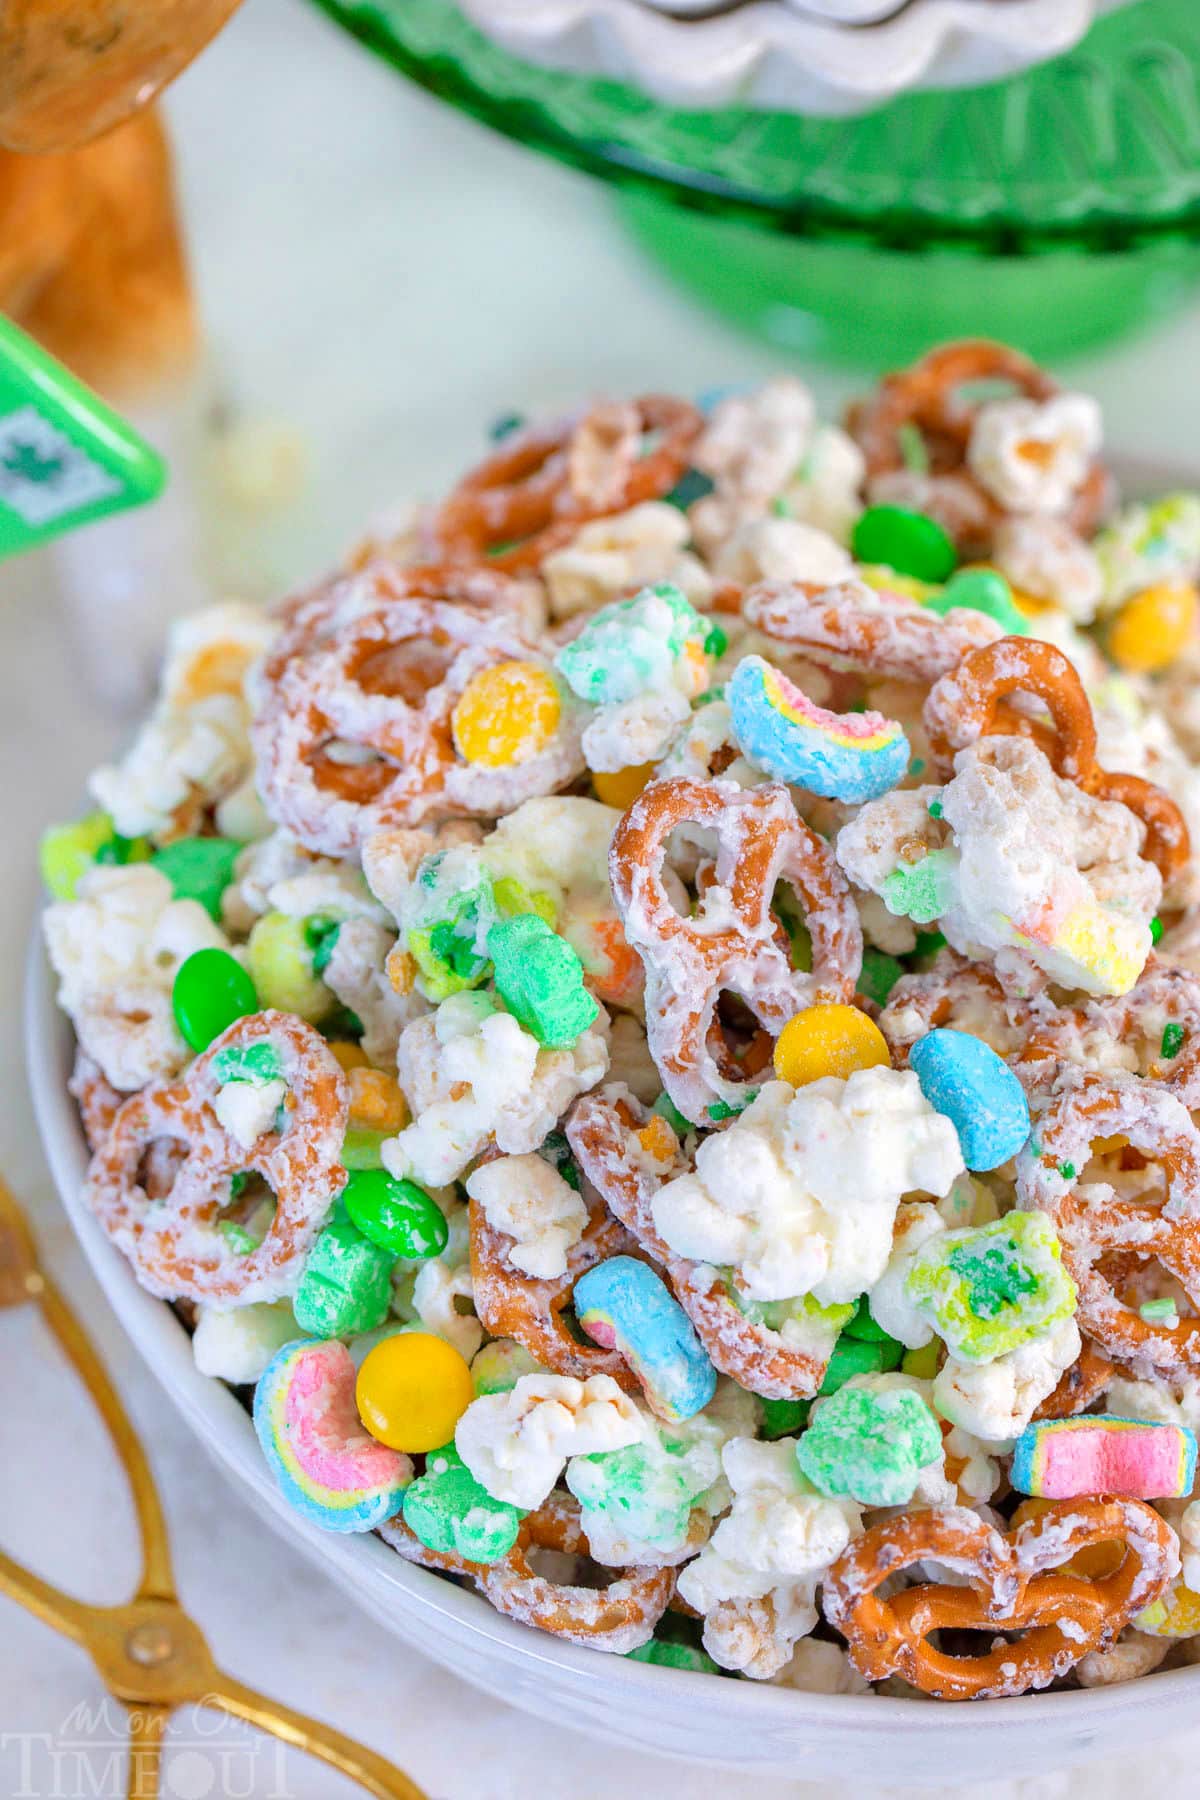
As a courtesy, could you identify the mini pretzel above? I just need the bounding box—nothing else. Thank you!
[431,396,702,573]
[264,558,528,686]
[609,776,862,1123]
[1018,1072,1200,1373]
[69,1051,123,1154]
[468,1194,639,1389]
[567,1088,831,1400]
[1019,960,1200,1110]
[741,577,1003,685]
[878,950,1046,1066]
[824,1497,1177,1699]
[924,638,1190,882]
[845,340,1110,555]
[1035,1338,1115,1421]
[253,593,583,857]
[85,1011,349,1306]
[382,1492,675,1652]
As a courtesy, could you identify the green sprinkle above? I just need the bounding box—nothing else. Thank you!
[488,412,525,442]
[1059,1162,1077,1181]
[897,421,930,475]
[770,495,790,518]
[927,798,943,819]
[1140,1298,1179,1326]
[218,1217,259,1255]
[910,758,926,776]
[707,1092,757,1123]
[1151,916,1164,944]
[1162,1022,1186,1060]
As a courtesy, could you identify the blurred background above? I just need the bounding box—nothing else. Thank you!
[5,1,1200,1795]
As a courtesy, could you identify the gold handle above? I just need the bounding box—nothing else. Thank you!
[0,1175,429,1800]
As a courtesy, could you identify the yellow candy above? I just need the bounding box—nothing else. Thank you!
[1136,1576,1200,1639]
[773,1004,891,1087]
[857,564,938,605]
[592,763,656,811]
[451,661,561,767]
[329,1041,370,1074]
[901,1342,941,1381]
[1109,581,1198,674]
[355,1332,474,1453]
[348,1066,409,1133]
[637,1115,679,1165]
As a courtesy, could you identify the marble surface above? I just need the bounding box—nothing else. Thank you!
[7,0,1200,1793]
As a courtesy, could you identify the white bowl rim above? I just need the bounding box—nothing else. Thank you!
[28,934,1200,1742]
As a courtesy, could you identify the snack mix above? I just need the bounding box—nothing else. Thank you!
[46,342,1200,1699]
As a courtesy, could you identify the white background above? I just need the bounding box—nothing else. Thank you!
[5,0,1200,1793]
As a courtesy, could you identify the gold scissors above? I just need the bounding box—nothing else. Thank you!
[0,1173,428,1800]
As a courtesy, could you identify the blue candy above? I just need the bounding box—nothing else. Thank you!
[574,1256,716,1422]
[909,1027,1031,1171]
[728,656,909,804]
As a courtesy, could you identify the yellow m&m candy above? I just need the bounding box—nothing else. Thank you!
[1109,581,1198,674]
[773,1003,891,1087]
[451,660,561,767]
[592,763,655,810]
[356,1332,474,1454]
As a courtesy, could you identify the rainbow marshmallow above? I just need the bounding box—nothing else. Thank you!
[1011,1414,1197,1501]
[728,656,909,804]
[254,1337,412,1532]
[574,1256,716,1423]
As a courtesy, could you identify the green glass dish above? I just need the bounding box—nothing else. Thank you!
[311,0,1200,363]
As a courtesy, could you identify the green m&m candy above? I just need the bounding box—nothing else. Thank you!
[293,1211,394,1337]
[852,505,957,584]
[342,1169,448,1260]
[626,1639,718,1674]
[927,568,1028,636]
[488,912,599,1047]
[818,1329,903,1395]
[172,948,259,1052]
[151,836,243,921]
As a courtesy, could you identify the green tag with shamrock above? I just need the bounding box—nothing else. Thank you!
[0,314,166,559]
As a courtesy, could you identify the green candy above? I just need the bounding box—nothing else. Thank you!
[904,1212,1076,1363]
[471,1338,542,1396]
[626,1639,718,1674]
[246,911,334,1022]
[881,849,958,925]
[402,1445,525,1563]
[652,1093,690,1138]
[929,568,1028,635]
[851,505,957,584]
[293,1210,394,1337]
[342,1169,448,1260]
[539,1129,581,1192]
[172,948,259,1052]
[488,913,599,1047]
[819,1331,903,1395]
[40,811,119,899]
[555,582,720,707]
[342,1127,388,1171]
[305,914,342,976]
[406,856,554,1002]
[797,1384,943,1507]
[150,836,243,921]
[858,948,904,1008]
[759,1397,811,1440]
[842,1296,896,1344]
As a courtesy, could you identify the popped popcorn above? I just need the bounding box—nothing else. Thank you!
[465,1153,587,1280]
[455,1373,646,1509]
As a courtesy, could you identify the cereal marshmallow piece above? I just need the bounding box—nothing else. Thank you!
[727,655,909,805]
[555,582,724,709]
[401,1443,526,1563]
[573,1255,717,1423]
[566,1419,724,1557]
[797,1382,944,1508]
[1011,1415,1198,1501]
[908,1027,1030,1172]
[904,1213,1076,1364]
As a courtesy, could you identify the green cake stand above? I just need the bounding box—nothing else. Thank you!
[311,0,1200,366]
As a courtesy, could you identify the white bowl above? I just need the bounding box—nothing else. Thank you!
[25,927,1200,1781]
[455,0,1136,115]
